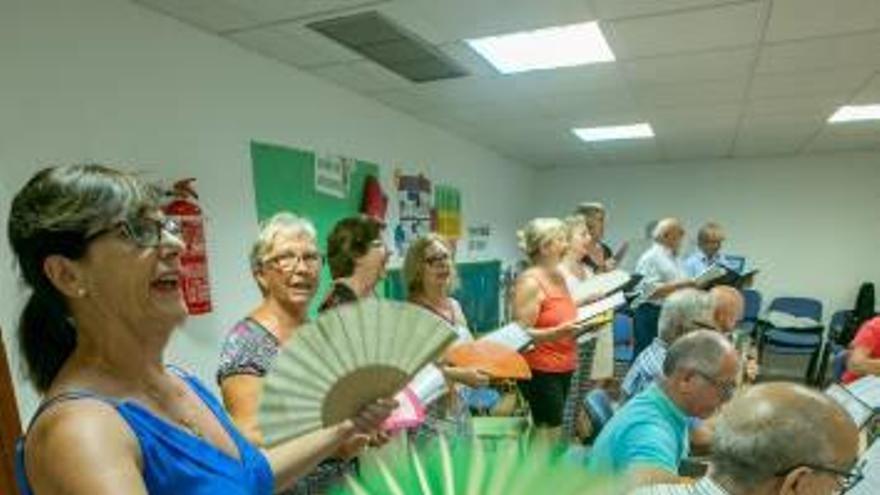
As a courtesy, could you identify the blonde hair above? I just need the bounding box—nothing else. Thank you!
[403,234,457,298]
[517,217,566,262]
[564,215,589,241]
[249,212,317,272]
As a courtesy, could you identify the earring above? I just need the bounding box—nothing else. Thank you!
[77,288,88,297]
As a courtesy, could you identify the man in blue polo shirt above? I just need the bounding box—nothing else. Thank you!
[588,330,739,489]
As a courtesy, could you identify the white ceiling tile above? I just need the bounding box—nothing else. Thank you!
[623,48,752,86]
[649,104,741,134]
[311,61,410,93]
[382,0,596,44]
[590,140,661,164]
[757,32,880,74]
[221,0,381,26]
[634,79,747,109]
[853,73,880,104]
[765,0,880,43]
[749,68,875,100]
[592,0,751,20]
[734,115,821,156]
[605,2,762,59]
[226,25,361,68]
[805,122,880,152]
[537,89,641,122]
[133,0,258,32]
[745,95,845,121]
[660,131,732,161]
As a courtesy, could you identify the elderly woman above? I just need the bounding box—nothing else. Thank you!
[402,234,489,438]
[320,215,388,311]
[513,218,584,441]
[9,165,393,495]
[218,212,367,494]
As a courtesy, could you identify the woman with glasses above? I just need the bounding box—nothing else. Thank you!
[402,235,489,439]
[219,212,371,494]
[320,216,389,311]
[9,165,394,495]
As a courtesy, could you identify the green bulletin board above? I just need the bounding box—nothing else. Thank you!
[250,141,380,313]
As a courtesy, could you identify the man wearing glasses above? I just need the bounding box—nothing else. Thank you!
[632,382,861,495]
[588,331,740,488]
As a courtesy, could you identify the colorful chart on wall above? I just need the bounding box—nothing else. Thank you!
[250,141,381,314]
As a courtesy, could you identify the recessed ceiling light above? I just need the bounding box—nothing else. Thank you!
[465,21,615,74]
[572,123,654,142]
[828,104,880,123]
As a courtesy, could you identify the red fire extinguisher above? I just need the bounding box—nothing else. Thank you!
[163,178,213,315]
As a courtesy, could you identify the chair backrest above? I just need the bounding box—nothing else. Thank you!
[582,389,614,443]
[613,313,633,346]
[741,289,762,323]
[832,349,850,382]
[769,297,823,321]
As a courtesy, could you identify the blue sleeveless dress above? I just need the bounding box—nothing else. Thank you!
[15,369,274,495]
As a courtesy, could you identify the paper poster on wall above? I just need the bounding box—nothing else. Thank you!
[434,184,462,239]
[393,173,432,255]
[314,153,355,198]
[467,223,491,255]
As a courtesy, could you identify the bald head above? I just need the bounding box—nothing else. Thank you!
[652,218,685,254]
[710,286,744,333]
[711,383,859,493]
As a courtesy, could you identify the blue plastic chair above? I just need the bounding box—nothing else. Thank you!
[741,289,762,324]
[832,349,850,382]
[613,313,634,363]
[582,389,614,444]
[768,297,823,322]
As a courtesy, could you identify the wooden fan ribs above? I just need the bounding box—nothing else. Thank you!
[257,300,458,445]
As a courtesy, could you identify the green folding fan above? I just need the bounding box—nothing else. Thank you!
[258,299,458,446]
[335,435,618,495]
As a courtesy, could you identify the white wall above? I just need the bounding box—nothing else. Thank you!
[534,152,880,319]
[0,0,535,422]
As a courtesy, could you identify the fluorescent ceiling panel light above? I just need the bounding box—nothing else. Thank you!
[466,21,615,74]
[572,123,654,142]
[828,104,880,123]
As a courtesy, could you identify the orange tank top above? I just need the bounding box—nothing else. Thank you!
[521,274,578,373]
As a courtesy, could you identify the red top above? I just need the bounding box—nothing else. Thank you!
[521,274,578,373]
[843,316,880,384]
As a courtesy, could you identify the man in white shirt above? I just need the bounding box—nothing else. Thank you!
[633,218,696,355]
[635,218,694,301]
[684,223,733,278]
[631,382,860,495]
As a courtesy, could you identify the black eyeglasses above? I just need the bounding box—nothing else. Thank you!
[87,217,182,248]
[694,370,737,401]
[263,251,324,271]
[424,253,451,268]
[775,459,865,493]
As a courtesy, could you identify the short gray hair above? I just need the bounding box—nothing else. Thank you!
[652,217,683,242]
[711,383,849,490]
[658,289,714,343]
[249,212,317,272]
[662,329,732,377]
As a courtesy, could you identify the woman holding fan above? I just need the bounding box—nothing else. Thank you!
[402,234,489,439]
[9,165,394,495]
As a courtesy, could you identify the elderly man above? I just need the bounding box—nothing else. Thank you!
[684,222,733,278]
[622,289,714,400]
[709,286,744,333]
[632,218,696,355]
[635,218,694,301]
[588,331,739,488]
[632,382,860,495]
